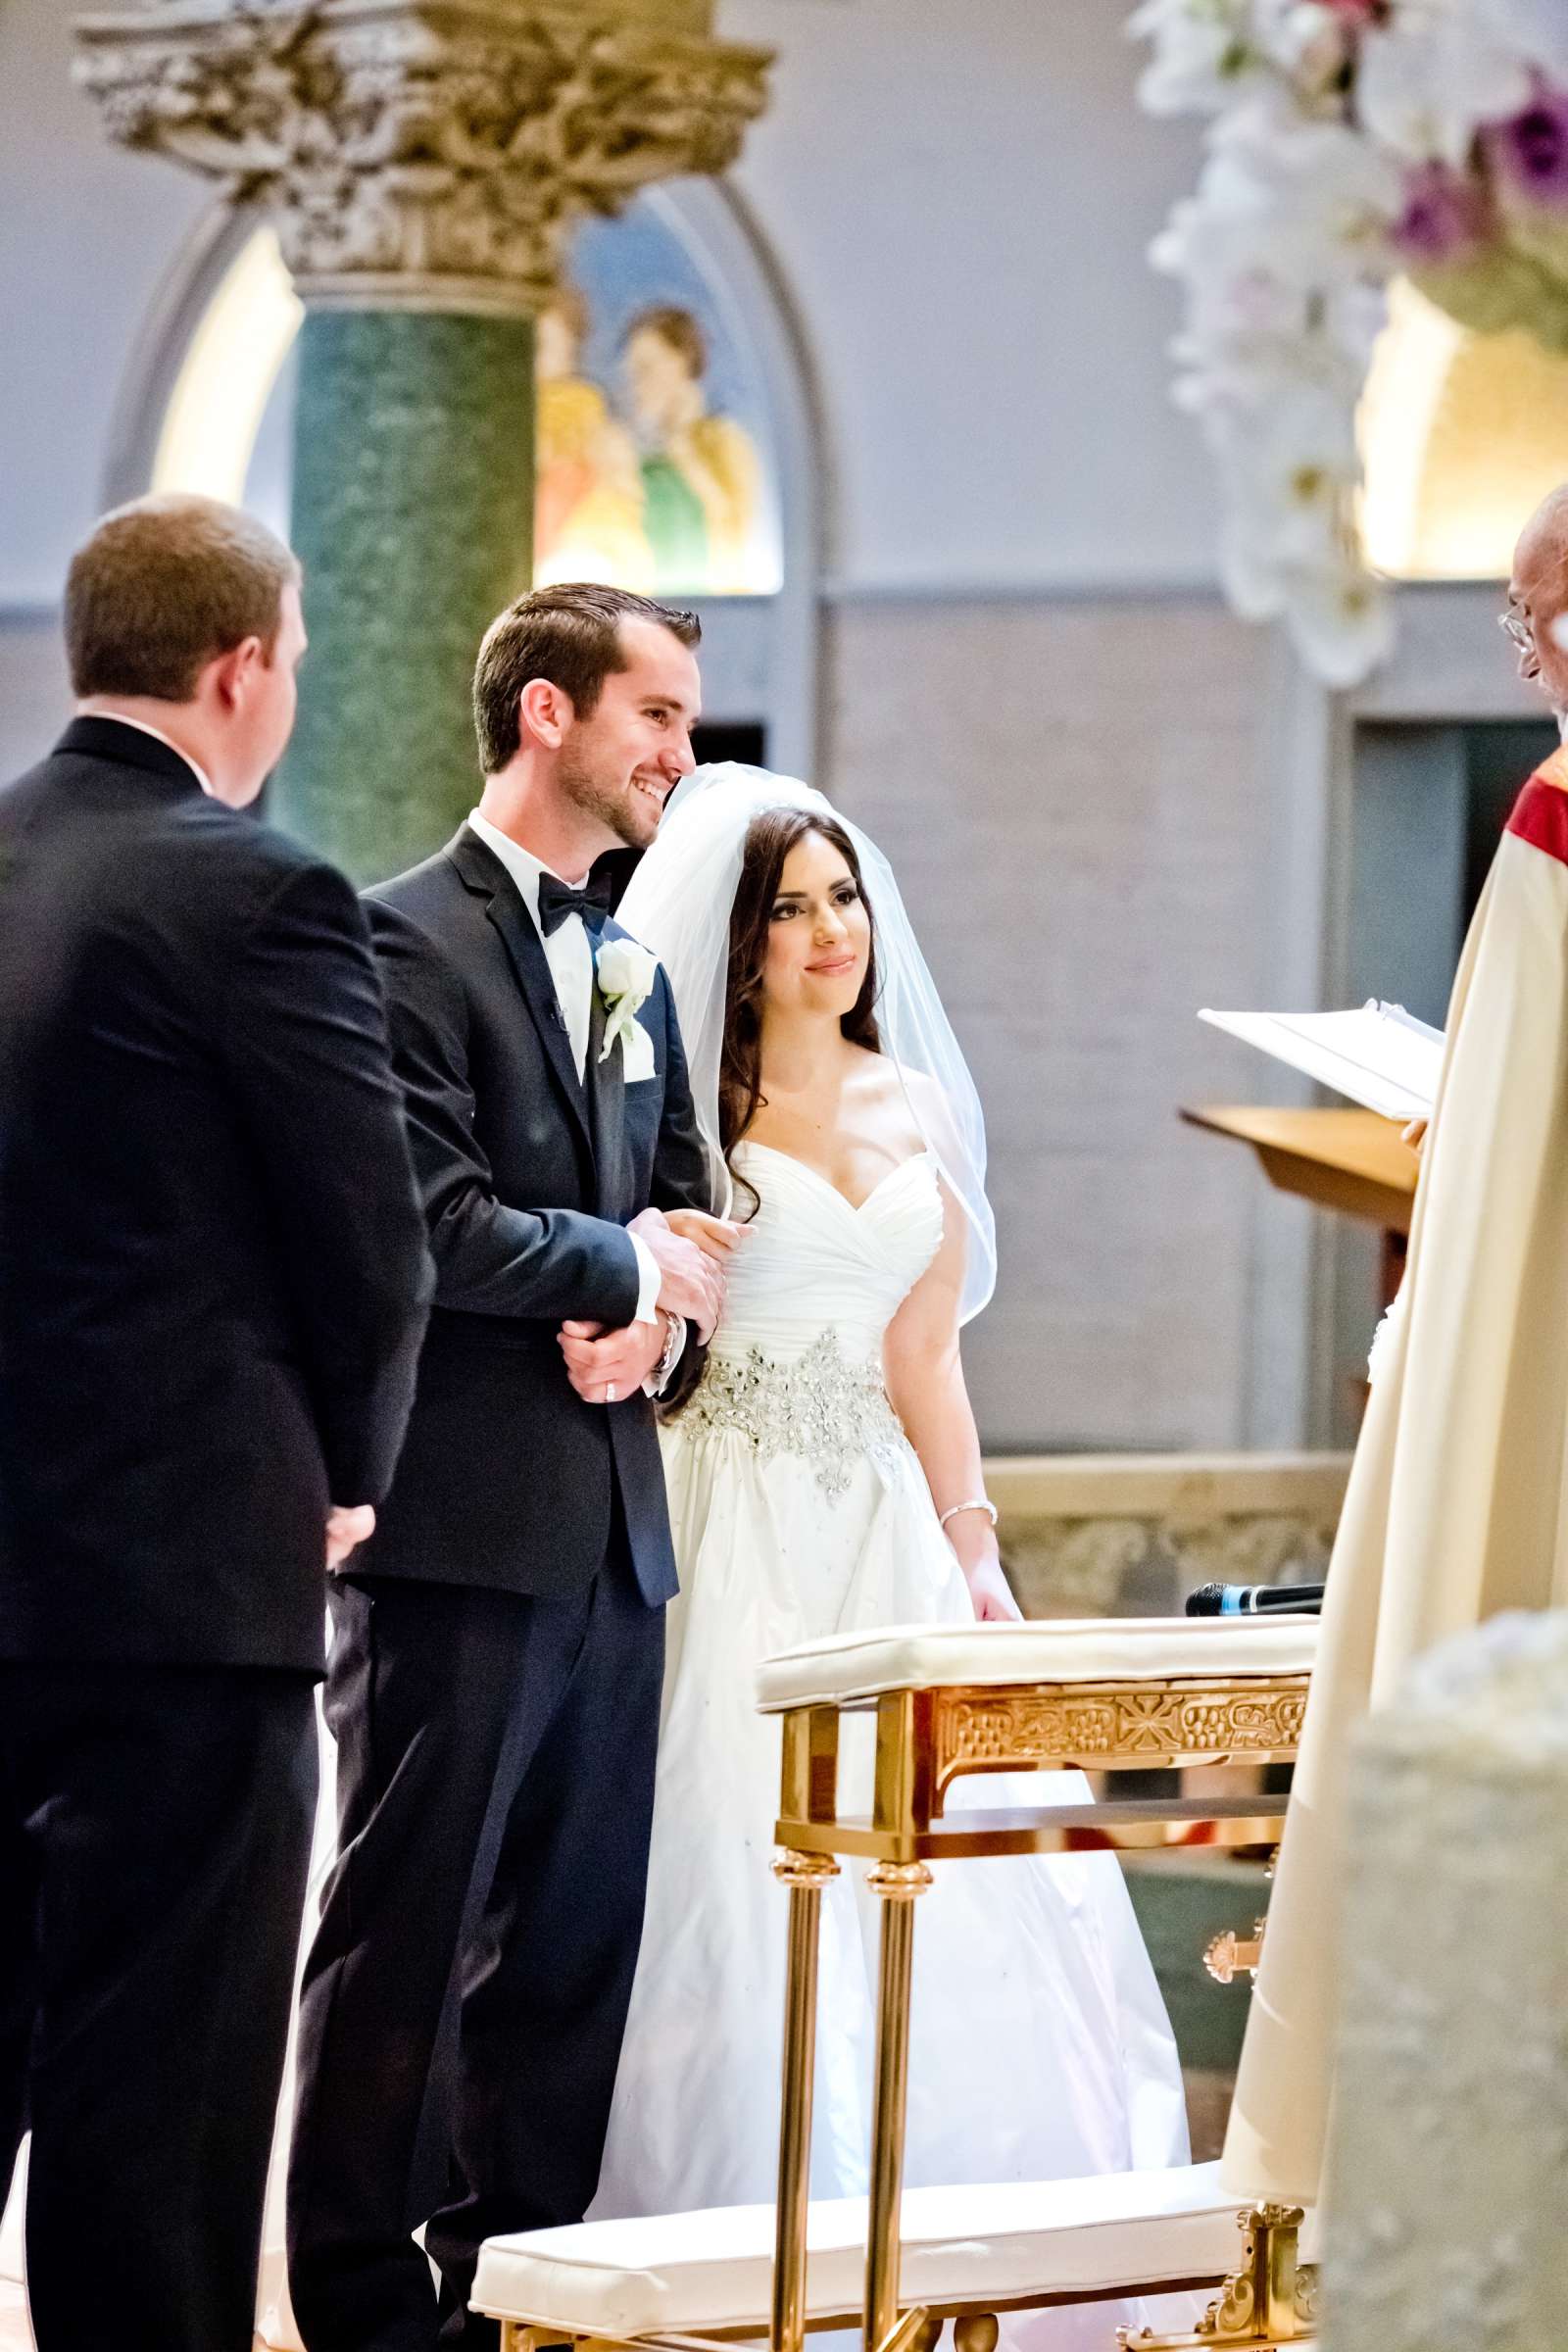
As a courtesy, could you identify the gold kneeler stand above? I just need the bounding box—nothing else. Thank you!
[762,1648,1317,2352]
[496,1633,1317,2352]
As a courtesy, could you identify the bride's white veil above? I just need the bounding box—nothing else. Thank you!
[617,762,997,1323]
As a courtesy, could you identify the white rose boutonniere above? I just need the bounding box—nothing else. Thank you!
[596,937,658,1081]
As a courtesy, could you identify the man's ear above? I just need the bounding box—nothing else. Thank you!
[207,635,264,714]
[517,676,573,751]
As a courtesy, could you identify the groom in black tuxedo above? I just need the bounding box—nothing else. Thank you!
[288,584,727,2352]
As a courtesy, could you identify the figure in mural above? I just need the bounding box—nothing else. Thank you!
[529,219,778,600]
[533,283,653,590]
[622,306,764,595]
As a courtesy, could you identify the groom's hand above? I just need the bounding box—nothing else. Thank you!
[559,1317,666,1403]
[628,1206,725,1342]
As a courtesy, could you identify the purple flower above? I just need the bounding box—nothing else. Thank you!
[1487,81,1568,209]
[1392,163,1494,265]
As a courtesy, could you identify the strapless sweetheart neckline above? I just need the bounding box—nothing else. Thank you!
[735,1138,934,1217]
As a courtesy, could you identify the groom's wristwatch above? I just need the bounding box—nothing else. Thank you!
[647,1308,686,1396]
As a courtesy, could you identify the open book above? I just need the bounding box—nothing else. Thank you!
[1198,1001,1445,1123]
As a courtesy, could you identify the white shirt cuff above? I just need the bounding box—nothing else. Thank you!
[630,1231,662,1325]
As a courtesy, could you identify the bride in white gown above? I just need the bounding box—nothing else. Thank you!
[589,769,1190,2346]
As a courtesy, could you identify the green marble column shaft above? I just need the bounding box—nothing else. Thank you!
[278,308,535,884]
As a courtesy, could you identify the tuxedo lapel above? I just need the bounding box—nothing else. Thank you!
[445,827,594,1165]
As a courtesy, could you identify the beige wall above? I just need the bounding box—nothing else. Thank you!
[822,590,1275,1449]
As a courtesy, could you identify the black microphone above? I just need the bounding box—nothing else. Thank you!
[1186,1582,1325,1618]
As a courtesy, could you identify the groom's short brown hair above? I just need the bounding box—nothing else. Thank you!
[473,584,701,773]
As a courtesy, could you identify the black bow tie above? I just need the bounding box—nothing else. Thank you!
[536,871,614,938]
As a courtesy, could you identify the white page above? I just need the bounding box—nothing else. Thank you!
[1198,1002,1445,1122]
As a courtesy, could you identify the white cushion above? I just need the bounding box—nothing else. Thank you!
[755,1617,1318,1712]
[472,2164,1239,2330]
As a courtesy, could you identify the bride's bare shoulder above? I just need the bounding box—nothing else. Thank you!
[843,1042,930,1151]
[896,1065,947,1120]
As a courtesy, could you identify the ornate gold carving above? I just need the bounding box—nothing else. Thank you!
[865,1860,933,1901]
[771,1847,841,1892]
[1203,1921,1265,1985]
[1119,2203,1318,2347]
[931,1680,1308,1792]
[74,1,773,314]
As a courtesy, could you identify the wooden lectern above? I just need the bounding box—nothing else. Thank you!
[1180,1104,1417,1305]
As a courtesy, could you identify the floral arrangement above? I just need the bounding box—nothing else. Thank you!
[1131,0,1568,683]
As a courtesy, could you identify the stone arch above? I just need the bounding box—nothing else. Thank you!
[102,181,828,774]
[1360,276,1568,581]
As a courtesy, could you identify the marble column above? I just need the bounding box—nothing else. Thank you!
[74,0,771,879]
[286,309,535,878]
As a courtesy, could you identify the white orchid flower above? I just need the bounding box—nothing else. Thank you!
[1131,0,1506,689]
[1250,0,1359,99]
[1356,6,1535,167]
[1218,509,1294,620]
[1286,557,1396,686]
[1129,0,1261,116]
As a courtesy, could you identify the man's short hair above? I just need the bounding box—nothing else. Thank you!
[472,584,701,773]
[64,494,301,703]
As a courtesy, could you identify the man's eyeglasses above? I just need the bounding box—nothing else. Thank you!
[1500,605,1536,655]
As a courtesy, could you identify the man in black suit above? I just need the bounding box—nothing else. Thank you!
[0,494,433,2352]
[287,585,731,2352]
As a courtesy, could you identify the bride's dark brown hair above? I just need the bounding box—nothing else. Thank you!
[718,810,882,1187]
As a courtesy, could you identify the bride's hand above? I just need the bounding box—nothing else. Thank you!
[963,1556,1021,1623]
[664,1207,749,1261]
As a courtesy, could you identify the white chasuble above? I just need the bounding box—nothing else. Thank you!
[1223,748,1568,2207]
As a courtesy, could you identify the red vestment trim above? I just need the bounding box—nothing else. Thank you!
[1506,752,1568,865]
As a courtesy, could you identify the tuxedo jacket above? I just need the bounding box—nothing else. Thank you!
[356,823,710,1607]
[0,717,433,1672]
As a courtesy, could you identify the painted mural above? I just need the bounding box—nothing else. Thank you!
[534,202,781,598]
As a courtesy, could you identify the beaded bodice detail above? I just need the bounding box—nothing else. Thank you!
[684,1329,906,1501]
[674,1142,944,1499]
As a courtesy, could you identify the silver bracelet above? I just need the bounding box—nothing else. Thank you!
[650,1311,684,1394]
[938,1497,998,1531]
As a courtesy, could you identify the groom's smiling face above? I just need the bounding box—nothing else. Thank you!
[558,617,702,852]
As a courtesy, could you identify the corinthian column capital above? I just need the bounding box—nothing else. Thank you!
[74,0,773,316]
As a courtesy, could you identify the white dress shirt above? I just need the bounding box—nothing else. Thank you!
[466,808,664,1335]
[95,712,216,799]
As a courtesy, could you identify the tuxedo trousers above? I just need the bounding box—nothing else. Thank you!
[0,1659,317,2352]
[286,1540,663,2352]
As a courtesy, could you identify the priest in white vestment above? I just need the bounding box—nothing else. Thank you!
[1223,484,1568,2207]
